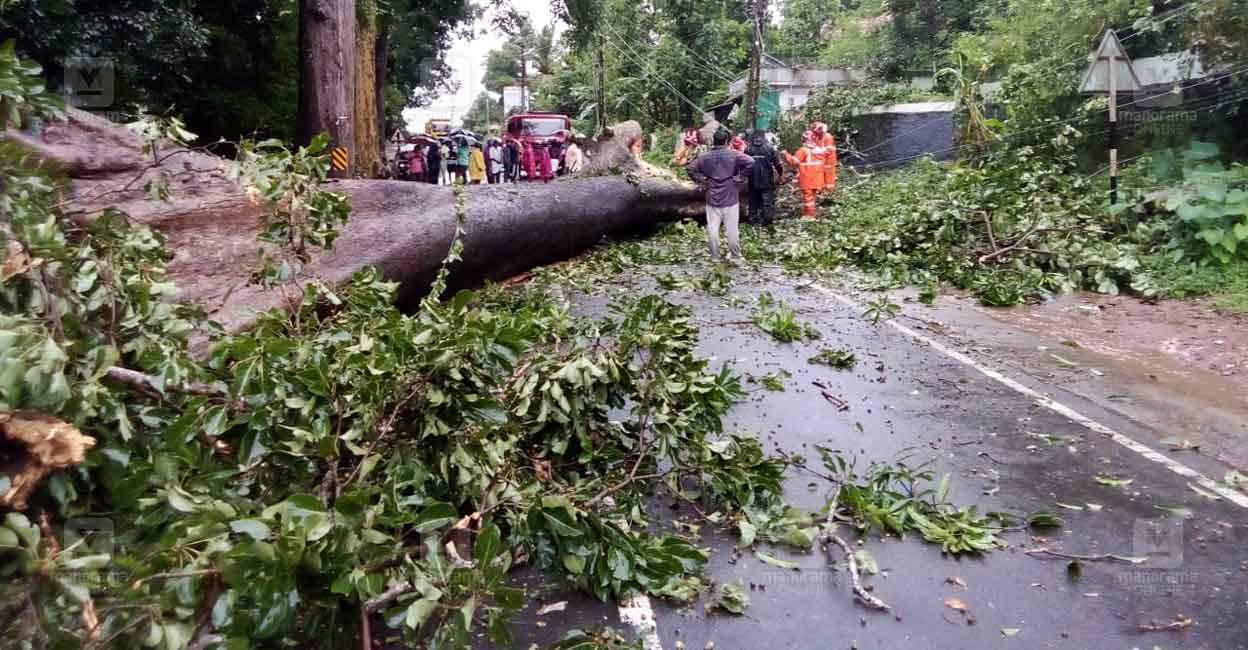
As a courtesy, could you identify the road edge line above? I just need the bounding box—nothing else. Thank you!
[618,594,664,650]
[811,284,1248,509]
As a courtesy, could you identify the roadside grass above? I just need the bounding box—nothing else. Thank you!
[1147,256,1248,315]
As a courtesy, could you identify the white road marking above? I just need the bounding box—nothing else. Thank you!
[811,284,1248,509]
[615,279,1245,645]
[618,594,663,650]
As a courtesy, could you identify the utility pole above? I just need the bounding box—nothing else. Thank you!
[596,33,607,134]
[520,49,529,112]
[745,0,767,132]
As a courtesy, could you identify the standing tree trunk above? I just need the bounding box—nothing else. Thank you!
[375,26,389,163]
[353,0,383,177]
[298,0,355,177]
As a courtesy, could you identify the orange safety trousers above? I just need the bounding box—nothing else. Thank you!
[801,189,817,217]
[784,147,824,218]
[813,133,838,193]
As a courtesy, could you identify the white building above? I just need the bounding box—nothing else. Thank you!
[721,54,868,116]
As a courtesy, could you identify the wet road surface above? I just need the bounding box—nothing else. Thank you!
[494,263,1248,650]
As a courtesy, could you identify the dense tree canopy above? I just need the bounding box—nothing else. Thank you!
[0,0,480,143]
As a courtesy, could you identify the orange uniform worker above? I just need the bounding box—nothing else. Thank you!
[782,130,825,217]
[809,121,838,194]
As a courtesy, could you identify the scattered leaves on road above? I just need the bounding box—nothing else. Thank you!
[706,581,750,615]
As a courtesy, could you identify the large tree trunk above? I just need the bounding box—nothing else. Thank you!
[298,0,355,177]
[353,1,383,177]
[9,110,704,343]
[375,26,389,159]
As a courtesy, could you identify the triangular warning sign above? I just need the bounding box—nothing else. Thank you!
[1080,30,1142,93]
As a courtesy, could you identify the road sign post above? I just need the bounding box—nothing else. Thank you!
[1080,30,1141,207]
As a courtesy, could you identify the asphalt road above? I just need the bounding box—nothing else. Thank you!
[495,263,1248,650]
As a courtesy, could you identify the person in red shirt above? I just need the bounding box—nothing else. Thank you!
[782,130,824,218]
[537,144,554,182]
[809,121,838,195]
[521,142,537,181]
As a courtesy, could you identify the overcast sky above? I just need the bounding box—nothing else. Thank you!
[403,0,557,131]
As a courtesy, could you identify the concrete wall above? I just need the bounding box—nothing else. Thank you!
[843,103,955,169]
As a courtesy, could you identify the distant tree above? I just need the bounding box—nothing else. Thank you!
[460,90,501,133]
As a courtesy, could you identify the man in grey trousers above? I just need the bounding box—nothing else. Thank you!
[687,128,754,259]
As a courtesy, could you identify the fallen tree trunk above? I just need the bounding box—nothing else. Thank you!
[5,110,704,338]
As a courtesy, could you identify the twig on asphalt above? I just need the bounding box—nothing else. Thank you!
[977,451,1004,465]
[1024,547,1145,564]
[811,381,850,411]
[821,488,891,612]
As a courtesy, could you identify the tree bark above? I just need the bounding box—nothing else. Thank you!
[298,0,355,177]
[15,110,705,344]
[353,1,383,177]
[374,25,389,160]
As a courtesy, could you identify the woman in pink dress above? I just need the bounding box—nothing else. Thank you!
[537,144,553,182]
[522,142,537,181]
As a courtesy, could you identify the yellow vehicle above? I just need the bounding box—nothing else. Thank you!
[425,119,451,138]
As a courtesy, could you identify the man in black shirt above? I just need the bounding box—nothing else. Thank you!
[745,130,784,226]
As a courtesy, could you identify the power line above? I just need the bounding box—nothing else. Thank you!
[602,32,706,115]
[851,64,1248,170]
[661,34,739,83]
[853,83,1248,172]
[1117,0,1219,43]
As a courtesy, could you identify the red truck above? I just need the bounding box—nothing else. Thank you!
[506,112,571,178]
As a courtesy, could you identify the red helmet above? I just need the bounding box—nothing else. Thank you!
[802,129,814,144]
[811,121,828,136]
[682,129,700,147]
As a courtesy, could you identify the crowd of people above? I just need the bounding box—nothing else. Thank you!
[683,120,839,260]
[398,131,584,185]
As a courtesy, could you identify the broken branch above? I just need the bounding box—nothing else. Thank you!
[821,488,891,612]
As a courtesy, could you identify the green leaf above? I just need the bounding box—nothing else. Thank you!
[936,472,951,504]
[474,522,502,567]
[561,553,586,575]
[1093,474,1133,487]
[853,549,879,575]
[493,586,525,610]
[212,591,237,628]
[706,580,750,615]
[1182,141,1219,161]
[202,405,229,437]
[162,622,193,650]
[1198,181,1228,203]
[61,554,110,570]
[736,520,757,548]
[413,502,457,533]
[230,519,272,541]
[405,598,439,630]
[1188,483,1221,501]
[754,551,799,570]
